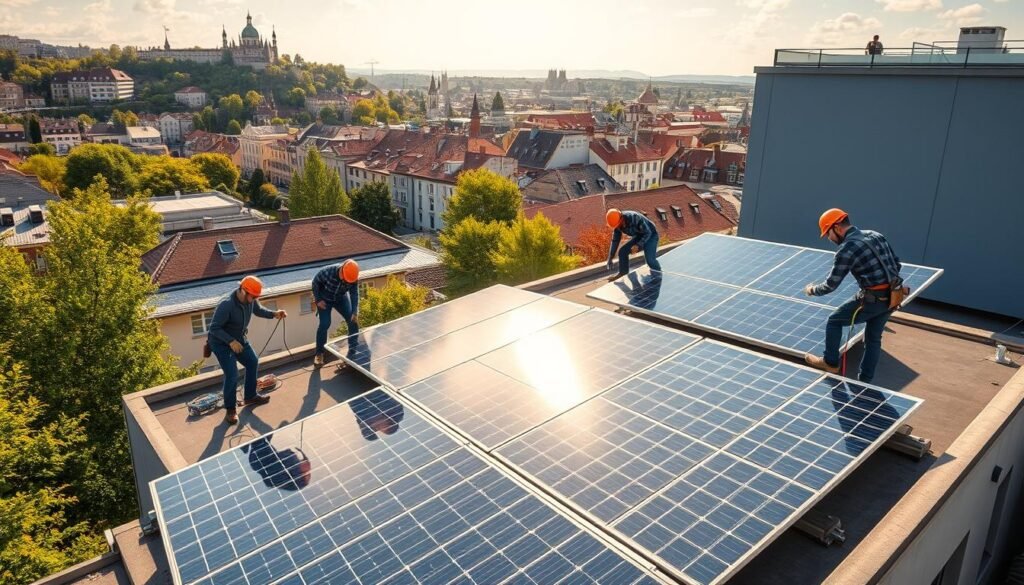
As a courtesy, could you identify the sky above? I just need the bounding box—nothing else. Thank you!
[1,0,1022,76]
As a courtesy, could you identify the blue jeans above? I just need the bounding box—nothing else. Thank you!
[618,236,661,276]
[823,297,892,383]
[210,340,259,411]
[315,297,359,354]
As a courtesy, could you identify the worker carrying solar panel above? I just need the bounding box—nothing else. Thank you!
[241,434,312,491]
[312,259,361,369]
[208,275,288,425]
[803,208,907,383]
[605,208,662,280]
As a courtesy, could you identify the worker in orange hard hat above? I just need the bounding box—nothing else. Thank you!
[311,259,361,368]
[208,275,287,424]
[803,208,904,383]
[605,208,661,280]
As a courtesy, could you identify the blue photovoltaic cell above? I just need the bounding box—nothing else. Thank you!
[693,290,866,356]
[404,360,587,450]
[498,397,715,522]
[153,389,458,583]
[615,453,815,585]
[655,233,799,287]
[726,377,920,490]
[589,267,741,322]
[358,297,586,389]
[477,310,700,401]
[604,341,821,447]
[193,451,657,585]
[326,284,540,364]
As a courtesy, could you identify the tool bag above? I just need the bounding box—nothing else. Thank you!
[202,340,212,358]
[861,235,909,311]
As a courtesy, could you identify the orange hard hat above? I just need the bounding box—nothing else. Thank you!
[818,208,849,238]
[606,208,622,229]
[239,275,263,297]
[340,259,359,284]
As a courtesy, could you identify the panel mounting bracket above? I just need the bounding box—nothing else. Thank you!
[794,507,846,546]
[883,424,932,461]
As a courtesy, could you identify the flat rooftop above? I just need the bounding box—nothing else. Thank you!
[64,266,1022,585]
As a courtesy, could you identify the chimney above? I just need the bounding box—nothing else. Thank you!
[278,206,290,225]
[201,216,215,231]
[479,145,485,154]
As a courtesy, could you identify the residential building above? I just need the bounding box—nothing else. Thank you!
[182,130,242,168]
[82,122,129,145]
[0,169,61,272]
[158,112,194,145]
[118,190,269,236]
[0,81,23,109]
[126,126,162,147]
[524,184,735,250]
[174,86,208,108]
[741,32,1024,316]
[140,212,442,367]
[137,113,160,129]
[238,122,291,178]
[41,119,81,155]
[520,164,624,204]
[50,68,134,104]
[265,135,296,187]
[522,112,595,131]
[136,12,278,70]
[0,123,30,153]
[290,124,370,180]
[664,143,746,186]
[22,94,46,108]
[588,134,663,191]
[304,91,350,118]
[505,128,590,170]
[320,128,387,179]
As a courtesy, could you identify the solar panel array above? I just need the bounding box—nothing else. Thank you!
[588,233,943,357]
[157,278,925,585]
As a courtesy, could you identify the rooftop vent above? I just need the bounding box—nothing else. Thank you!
[217,239,238,258]
[0,208,13,226]
[28,205,44,224]
[671,204,683,218]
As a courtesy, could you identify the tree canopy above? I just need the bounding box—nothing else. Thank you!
[442,168,522,228]
[491,213,580,284]
[349,181,400,234]
[287,149,349,218]
[358,276,429,328]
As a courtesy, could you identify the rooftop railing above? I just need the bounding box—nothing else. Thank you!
[774,42,1024,68]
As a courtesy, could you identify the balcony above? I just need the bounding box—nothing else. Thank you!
[774,42,1024,68]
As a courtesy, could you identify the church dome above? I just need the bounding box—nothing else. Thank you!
[241,13,259,39]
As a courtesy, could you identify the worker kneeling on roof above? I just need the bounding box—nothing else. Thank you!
[804,208,906,383]
[312,259,361,368]
[209,275,287,425]
[605,208,662,279]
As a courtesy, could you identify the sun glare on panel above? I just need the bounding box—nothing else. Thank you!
[512,330,582,410]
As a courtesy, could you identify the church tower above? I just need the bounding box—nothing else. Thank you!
[469,94,481,138]
[427,74,440,119]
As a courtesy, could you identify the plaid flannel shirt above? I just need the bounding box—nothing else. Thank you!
[810,226,902,296]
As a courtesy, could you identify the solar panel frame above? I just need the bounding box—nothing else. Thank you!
[589,233,944,358]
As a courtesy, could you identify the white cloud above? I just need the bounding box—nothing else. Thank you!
[938,3,986,26]
[875,0,942,11]
[675,7,718,18]
[134,0,176,14]
[0,0,36,7]
[728,0,791,49]
[899,25,953,40]
[806,12,883,46]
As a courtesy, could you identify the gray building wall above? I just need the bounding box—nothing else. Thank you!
[740,68,1024,317]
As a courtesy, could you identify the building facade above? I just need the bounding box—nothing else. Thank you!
[0,82,24,109]
[589,135,663,192]
[41,120,81,155]
[238,123,291,177]
[174,87,208,109]
[158,112,194,144]
[50,68,134,105]
[136,13,279,70]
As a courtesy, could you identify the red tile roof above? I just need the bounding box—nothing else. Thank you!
[523,112,595,130]
[665,147,746,183]
[184,130,239,156]
[524,185,736,247]
[404,264,447,291]
[356,131,505,184]
[589,137,662,165]
[141,215,404,287]
[0,147,22,167]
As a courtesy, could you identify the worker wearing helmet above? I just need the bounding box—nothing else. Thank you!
[311,259,361,368]
[803,208,903,383]
[208,275,287,425]
[605,208,662,279]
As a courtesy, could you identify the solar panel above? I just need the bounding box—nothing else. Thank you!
[350,297,587,389]
[325,284,541,364]
[589,233,943,358]
[490,340,921,585]
[153,389,663,585]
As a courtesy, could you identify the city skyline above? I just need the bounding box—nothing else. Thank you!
[1,0,1022,75]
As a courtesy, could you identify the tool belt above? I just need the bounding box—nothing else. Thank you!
[859,280,909,310]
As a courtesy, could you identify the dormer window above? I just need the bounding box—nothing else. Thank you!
[576,180,588,194]
[671,205,683,218]
[689,203,701,215]
[217,239,238,258]
[596,178,606,189]
[656,207,668,221]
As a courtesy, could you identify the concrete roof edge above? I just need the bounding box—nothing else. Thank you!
[825,366,1024,584]
[754,65,1024,78]
[29,551,120,585]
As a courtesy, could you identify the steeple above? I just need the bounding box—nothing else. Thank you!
[272,25,277,45]
[428,74,437,95]
[469,94,481,138]
[163,29,170,51]
[247,11,252,25]
[222,25,228,49]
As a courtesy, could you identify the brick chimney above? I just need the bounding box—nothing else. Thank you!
[278,206,290,225]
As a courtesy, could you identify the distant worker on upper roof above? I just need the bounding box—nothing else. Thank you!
[311,259,361,368]
[804,208,907,383]
[605,208,661,280]
[208,275,287,425]
[866,34,884,56]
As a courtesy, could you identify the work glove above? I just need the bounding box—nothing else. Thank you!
[229,340,243,354]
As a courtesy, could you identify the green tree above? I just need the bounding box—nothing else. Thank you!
[137,157,210,195]
[491,91,504,113]
[352,99,375,125]
[358,276,429,328]
[191,113,205,131]
[28,117,42,143]
[19,178,184,523]
[491,213,580,285]
[76,114,95,128]
[19,155,65,194]
[26,142,56,157]
[11,63,42,86]
[111,109,139,132]
[243,90,263,116]
[319,106,340,125]
[225,119,242,135]
[349,181,399,234]
[442,168,521,228]
[352,77,368,89]
[191,153,240,193]
[439,217,503,296]
[287,149,349,218]
[255,182,279,208]
[0,345,107,585]
[218,93,244,121]
[63,144,140,196]
[199,106,216,132]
